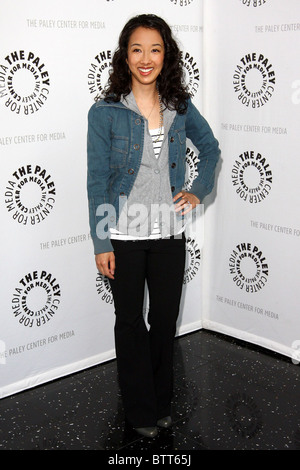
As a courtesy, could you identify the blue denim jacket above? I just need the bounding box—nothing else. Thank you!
[87,96,220,254]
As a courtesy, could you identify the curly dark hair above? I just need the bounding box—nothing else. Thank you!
[102,14,190,114]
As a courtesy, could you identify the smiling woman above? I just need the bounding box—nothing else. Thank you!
[127,27,164,84]
[102,14,189,113]
[126,27,165,128]
[87,13,220,440]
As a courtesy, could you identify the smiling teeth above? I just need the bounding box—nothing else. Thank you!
[139,68,153,72]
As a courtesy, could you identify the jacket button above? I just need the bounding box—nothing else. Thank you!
[128,168,134,175]
[134,144,140,150]
[171,162,176,168]
[135,118,141,125]
[170,137,174,143]
[171,186,175,192]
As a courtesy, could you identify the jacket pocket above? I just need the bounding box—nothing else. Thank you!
[110,136,129,168]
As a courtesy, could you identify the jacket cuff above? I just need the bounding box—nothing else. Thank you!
[92,235,114,255]
[189,179,210,203]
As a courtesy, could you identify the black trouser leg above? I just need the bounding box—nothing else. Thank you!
[109,235,186,427]
[146,235,186,419]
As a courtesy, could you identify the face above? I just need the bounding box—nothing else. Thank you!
[126,26,165,88]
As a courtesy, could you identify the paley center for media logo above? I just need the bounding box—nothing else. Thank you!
[5,164,56,225]
[0,50,50,114]
[11,270,61,328]
[181,51,200,98]
[229,242,269,292]
[233,52,275,108]
[231,150,273,203]
[88,50,112,100]
[184,147,200,192]
[184,236,201,284]
[96,272,113,305]
[240,0,267,7]
[170,0,194,6]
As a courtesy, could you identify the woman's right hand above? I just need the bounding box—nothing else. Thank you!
[95,251,115,280]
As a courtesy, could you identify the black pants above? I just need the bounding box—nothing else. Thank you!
[109,234,186,428]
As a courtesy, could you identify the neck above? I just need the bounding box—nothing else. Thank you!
[131,82,158,102]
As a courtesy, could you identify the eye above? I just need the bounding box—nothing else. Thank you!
[152,48,161,53]
[132,48,142,53]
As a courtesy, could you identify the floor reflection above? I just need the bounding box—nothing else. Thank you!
[0,329,299,450]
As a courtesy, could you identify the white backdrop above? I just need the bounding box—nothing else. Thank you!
[0,0,204,398]
[1,0,299,401]
[203,0,300,360]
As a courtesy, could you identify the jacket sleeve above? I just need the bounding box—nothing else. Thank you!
[87,103,114,254]
[185,99,220,202]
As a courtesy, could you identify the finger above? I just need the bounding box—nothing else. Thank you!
[173,191,183,202]
[102,260,115,280]
[181,201,194,215]
[109,255,116,278]
[106,271,115,280]
[181,203,193,215]
[97,260,107,275]
[103,266,114,280]
[96,259,112,279]
[174,201,183,211]
[174,195,187,206]
[95,252,115,279]
[175,198,190,212]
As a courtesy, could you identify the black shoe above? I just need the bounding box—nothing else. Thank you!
[157,416,172,428]
[134,426,158,438]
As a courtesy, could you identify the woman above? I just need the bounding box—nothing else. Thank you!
[87,14,220,438]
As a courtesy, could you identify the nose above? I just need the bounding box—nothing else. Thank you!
[140,50,151,64]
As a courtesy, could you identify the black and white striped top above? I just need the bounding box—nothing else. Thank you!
[150,127,164,159]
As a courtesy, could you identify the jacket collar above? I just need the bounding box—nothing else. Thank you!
[121,91,140,114]
[96,92,177,133]
[122,91,176,133]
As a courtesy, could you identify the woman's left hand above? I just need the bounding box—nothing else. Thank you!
[173,190,200,215]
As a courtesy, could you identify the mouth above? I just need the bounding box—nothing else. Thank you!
[138,67,154,76]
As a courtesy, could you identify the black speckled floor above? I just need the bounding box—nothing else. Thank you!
[1,329,300,451]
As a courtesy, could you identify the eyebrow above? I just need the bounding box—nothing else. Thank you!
[129,43,163,48]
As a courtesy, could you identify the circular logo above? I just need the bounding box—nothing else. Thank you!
[181,51,200,97]
[11,270,61,328]
[229,243,269,292]
[170,0,194,6]
[184,237,201,284]
[96,272,113,304]
[0,50,50,114]
[4,164,56,225]
[225,392,263,439]
[231,150,273,203]
[233,52,275,108]
[88,50,112,100]
[183,147,200,191]
[240,0,266,6]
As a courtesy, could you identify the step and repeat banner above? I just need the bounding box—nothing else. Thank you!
[0,0,204,398]
[203,0,300,360]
